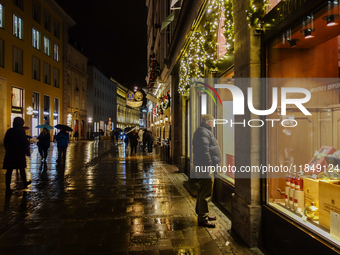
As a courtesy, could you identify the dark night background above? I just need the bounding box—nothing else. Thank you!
[55,0,148,91]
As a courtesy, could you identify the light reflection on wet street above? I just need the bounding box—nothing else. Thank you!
[0,141,252,254]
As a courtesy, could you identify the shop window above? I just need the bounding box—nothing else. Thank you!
[13,13,23,39]
[32,27,40,50]
[32,1,41,23]
[267,3,340,247]
[12,46,23,74]
[53,42,59,61]
[53,98,59,128]
[44,10,51,31]
[32,92,39,137]
[53,67,59,88]
[32,56,40,80]
[43,62,50,84]
[43,95,50,125]
[43,35,50,55]
[11,87,23,124]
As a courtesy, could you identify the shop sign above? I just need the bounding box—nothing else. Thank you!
[263,0,312,27]
[126,91,134,101]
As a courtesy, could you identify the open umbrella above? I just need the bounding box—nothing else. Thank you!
[54,124,73,132]
[36,124,53,130]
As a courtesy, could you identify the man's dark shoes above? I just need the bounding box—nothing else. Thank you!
[208,215,216,221]
[198,220,215,228]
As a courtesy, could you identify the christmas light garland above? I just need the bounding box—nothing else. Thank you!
[246,0,267,28]
[178,0,235,96]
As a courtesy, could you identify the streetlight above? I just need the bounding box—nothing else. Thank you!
[67,114,72,126]
[88,117,92,139]
[26,106,33,135]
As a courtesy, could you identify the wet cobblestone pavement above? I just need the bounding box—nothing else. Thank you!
[0,141,260,255]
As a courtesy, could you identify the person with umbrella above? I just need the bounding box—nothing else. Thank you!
[3,117,31,194]
[54,124,71,164]
[37,128,51,162]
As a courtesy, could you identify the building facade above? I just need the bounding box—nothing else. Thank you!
[147,0,340,254]
[0,0,74,142]
[87,65,117,137]
[63,39,88,139]
[115,81,139,130]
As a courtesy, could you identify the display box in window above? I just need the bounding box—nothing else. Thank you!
[303,178,319,208]
[319,180,340,230]
[307,146,336,172]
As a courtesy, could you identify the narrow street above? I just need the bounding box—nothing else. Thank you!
[0,141,258,255]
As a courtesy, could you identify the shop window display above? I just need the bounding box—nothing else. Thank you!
[267,2,340,247]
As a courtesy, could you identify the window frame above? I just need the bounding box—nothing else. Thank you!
[32,1,40,23]
[0,38,4,68]
[43,35,50,56]
[12,45,23,74]
[32,56,40,81]
[43,10,51,31]
[0,3,4,29]
[53,67,59,88]
[13,13,23,39]
[53,18,60,39]
[43,62,50,85]
[13,0,23,10]
[32,26,40,50]
[53,41,59,61]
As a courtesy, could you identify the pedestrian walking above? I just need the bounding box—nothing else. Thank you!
[145,129,154,155]
[123,133,129,152]
[138,128,144,151]
[73,131,79,141]
[56,129,70,164]
[37,128,51,162]
[192,114,221,228]
[3,117,31,195]
[130,130,139,156]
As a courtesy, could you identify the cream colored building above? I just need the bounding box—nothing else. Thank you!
[63,40,88,139]
[0,0,74,143]
[115,80,139,129]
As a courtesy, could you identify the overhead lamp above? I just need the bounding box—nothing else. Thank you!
[26,106,33,115]
[300,28,315,39]
[164,116,169,122]
[160,120,163,123]
[151,123,154,127]
[322,14,339,26]
[286,39,299,47]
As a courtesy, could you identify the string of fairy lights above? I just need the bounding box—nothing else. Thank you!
[178,0,268,96]
[178,0,235,96]
[246,0,267,29]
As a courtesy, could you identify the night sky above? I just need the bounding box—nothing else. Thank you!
[55,0,148,91]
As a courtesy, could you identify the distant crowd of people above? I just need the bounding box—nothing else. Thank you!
[111,127,154,156]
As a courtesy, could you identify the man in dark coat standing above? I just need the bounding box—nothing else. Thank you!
[3,117,31,194]
[37,128,50,162]
[130,129,139,156]
[192,114,221,228]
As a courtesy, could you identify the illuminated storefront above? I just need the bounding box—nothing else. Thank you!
[262,0,340,253]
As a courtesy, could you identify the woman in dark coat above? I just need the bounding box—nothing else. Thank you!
[3,117,31,194]
[37,128,51,161]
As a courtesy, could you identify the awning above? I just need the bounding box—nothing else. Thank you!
[161,12,175,31]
